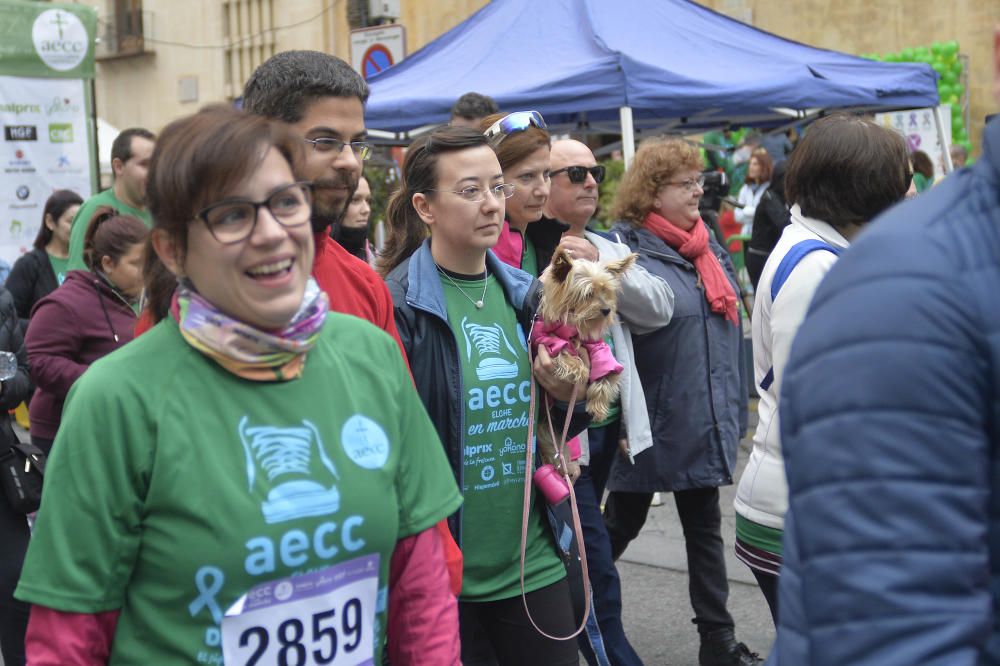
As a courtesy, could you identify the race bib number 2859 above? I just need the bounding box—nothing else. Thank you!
[221,554,379,666]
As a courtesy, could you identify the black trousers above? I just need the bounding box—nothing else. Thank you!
[459,578,579,666]
[750,568,778,626]
[0,498,29,666]
[604,488,735,633]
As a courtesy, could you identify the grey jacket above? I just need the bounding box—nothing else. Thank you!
[606,223,748,492]
[575,231,674,465]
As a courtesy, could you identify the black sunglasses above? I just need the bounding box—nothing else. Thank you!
[550,165,606,184]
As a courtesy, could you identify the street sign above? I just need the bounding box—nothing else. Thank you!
[350,25,405,80]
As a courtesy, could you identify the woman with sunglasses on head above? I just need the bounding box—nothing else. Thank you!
[379,125,589,666]
[478,110,551,276]
[602,138,759,666]
[24,209,146,455]
[15,106,462,665]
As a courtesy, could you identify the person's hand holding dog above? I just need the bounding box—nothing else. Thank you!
[556,235,599,262]
[533,344,589,403]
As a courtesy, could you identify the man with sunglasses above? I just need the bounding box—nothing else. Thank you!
[541,139,675,666]
[242,51,406,358]
[523,140,607,272]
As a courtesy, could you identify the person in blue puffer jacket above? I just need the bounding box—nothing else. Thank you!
[769,38,1000,665]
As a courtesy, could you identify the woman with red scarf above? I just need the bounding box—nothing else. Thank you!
[602,139,757,666]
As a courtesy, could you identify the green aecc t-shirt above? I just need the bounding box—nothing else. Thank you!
[440,273,565,602]
[16,313,461,665]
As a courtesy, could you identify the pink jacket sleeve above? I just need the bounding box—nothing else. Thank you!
[387,526,461,665]
[25,606,120,665]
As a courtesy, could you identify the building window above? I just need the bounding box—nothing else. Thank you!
[224,0,276,100]
[115,0,144,54]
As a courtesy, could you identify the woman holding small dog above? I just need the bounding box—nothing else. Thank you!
[379,125,589,666]
[603,138,758,666]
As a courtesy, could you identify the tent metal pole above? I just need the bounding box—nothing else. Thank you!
[933,105,953,174]
[620,106,635,170]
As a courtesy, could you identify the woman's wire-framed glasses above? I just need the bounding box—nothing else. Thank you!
[425,183,516,203]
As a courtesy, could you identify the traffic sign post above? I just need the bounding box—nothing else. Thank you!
[350,25,406,80]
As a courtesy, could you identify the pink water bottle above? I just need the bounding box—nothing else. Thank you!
[533,464,570,506]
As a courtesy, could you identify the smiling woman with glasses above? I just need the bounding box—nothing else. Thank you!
[478,111,552,276]
[15,106,464,666]
[380,125,588,666]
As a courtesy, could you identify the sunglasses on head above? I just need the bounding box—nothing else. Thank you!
[483,111,547,145]
[550,165,606,184]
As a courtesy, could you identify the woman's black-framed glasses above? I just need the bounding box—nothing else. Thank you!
[483,111,547,145]
[303,137,373,161]
[196,182,313,245]
[550,165,606,184]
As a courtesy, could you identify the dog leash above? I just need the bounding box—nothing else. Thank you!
[519,342,591,640]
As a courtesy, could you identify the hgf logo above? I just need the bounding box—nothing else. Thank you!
[32,10,88,72]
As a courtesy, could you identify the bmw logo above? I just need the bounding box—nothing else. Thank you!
[15,185,29,201]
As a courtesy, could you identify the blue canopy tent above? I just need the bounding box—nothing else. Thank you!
[365,0,943,167]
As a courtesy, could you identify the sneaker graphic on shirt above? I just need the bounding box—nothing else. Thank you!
[238,416,340,524]
[461,317,520,381]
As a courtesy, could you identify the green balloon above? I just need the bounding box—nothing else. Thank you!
[960,139,972,153]
[955,128,967,142]
[953,83,965,98]
[951,60,963,76]
[939,83,953,98]
[942,70,957,85]
[944,40,959,56]
[915,46,930,59]
[932,62,947,75]
[931,41,944,55]
[901,47,915,60]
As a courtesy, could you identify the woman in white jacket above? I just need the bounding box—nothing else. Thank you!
[733,115,911,625]
[733,151,772,236]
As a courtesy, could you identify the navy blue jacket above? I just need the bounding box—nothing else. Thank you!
[606,224,747,492]
[771,117,1000,665]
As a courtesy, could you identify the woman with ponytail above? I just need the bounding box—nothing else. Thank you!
[24,208,146,453]
[383,125,590,665]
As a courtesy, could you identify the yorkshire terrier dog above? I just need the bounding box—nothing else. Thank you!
[530,248,638,473]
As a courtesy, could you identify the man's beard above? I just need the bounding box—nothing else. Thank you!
[310,173,359,233]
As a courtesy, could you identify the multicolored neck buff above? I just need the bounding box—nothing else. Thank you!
[171,278,329,381]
